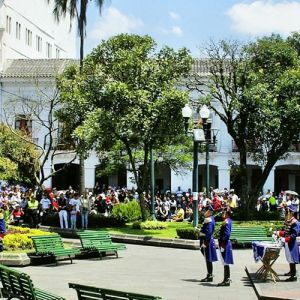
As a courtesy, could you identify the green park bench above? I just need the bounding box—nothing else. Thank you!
[77,230,126,259]
[30,234,80,265]
[230,226,275,245]
[69,283,162,300]
[0,264,65,300]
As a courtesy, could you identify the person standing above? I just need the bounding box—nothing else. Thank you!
[27,196,39,228]
[80,192,91,229]
[276,204,300,281]
[199,205,218,282]
[218,208,234,286]
[57,193,68,229]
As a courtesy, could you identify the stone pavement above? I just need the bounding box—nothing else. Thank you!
[14,244,283,300]
[247,263,300,300]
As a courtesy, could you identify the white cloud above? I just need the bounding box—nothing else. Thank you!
[160,25,183,37]
[227,1,300,36]
[89,7,144,40]
[171,26,183,37]
[169,11,180,20]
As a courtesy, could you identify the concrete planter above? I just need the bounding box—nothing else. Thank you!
[0,252,31,266]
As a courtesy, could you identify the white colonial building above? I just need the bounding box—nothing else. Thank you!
[0,1,299,194]
[1,58,300,194]
[0,0,76,66]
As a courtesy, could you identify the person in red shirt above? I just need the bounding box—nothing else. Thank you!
[11,205,24,225]
[212,193,222,211]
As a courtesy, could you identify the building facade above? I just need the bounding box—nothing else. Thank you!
[0,0,76,67]
[1,58,300,194]
[0,1,298,194]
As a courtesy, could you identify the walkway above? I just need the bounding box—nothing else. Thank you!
[19,244,278,300]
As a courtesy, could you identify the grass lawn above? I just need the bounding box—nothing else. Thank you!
[107,220,282,239]
[108,222,193,239]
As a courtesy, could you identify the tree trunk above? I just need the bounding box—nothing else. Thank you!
[79,154,85,195]
[238,149,249,211]
[78,2,85,195]
[250,156,278,208]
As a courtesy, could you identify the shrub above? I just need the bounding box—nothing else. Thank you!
[232,209,281,221]
[3,226,51,251]
[132,221,167,230]
[111,200,142,222]
[88,214,125,228]
[176,228,200,240]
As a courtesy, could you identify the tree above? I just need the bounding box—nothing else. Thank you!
[2,85,77,189]
[188,35,300,211]
[47,0,105,194]
[0,124,39,184]
[58,34,193,219]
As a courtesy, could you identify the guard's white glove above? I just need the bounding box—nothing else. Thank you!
[281,237,286,244]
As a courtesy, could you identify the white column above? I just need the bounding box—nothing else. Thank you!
[127,171,137,190]
[218,168,230,190]
[84,166,96,190]
[263,168,275,193]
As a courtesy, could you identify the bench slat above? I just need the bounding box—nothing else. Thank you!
[77,230,126,259]
[30,234,80,265]
[230,226,274,244]
[69,283,162,300]
[0,264,64,300]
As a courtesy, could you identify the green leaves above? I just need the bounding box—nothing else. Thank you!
[57,34,192,191]
[0,124,39,184]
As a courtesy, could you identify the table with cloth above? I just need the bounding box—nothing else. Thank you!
[252,241,282,282]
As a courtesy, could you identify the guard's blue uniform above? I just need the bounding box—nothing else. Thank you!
[281,217,300,264]
[219,218,234,265]
[200,216,218,262]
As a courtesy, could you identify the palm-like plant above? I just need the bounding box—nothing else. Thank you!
[48,0,105,69]
[47,0,105,193]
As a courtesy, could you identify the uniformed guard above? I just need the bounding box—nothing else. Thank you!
[218,208,234,286]
[276,204,300,282]
[199,205,218,282]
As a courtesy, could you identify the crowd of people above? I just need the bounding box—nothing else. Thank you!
[151,186,240,222]
[0,182,243,230]
[256,190,300,218]
[1,180,299,232]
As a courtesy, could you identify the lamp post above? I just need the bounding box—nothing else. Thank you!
[150,142,156,220]
[199,105,211,195]
[182,104,205,227]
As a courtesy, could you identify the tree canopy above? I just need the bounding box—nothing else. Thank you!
[0,124,39,184]
[58,34,193,218]
[189,33,300,209]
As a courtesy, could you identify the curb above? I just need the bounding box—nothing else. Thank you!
[39,226,200,250]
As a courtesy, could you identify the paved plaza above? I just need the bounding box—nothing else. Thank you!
[16,243,292,300]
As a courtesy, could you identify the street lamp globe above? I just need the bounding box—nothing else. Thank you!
[182,104,192,133]
[199,105,210,121]
[181,103,192,119]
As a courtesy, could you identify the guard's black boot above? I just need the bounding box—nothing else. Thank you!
[217,279,231,286]
[218,266,231,286]
[285,276,297,282]
[284,263,294,276]
[200,274,213,282]
[285,263,297,281]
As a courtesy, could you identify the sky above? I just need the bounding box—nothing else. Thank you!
[83,0,300,57]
